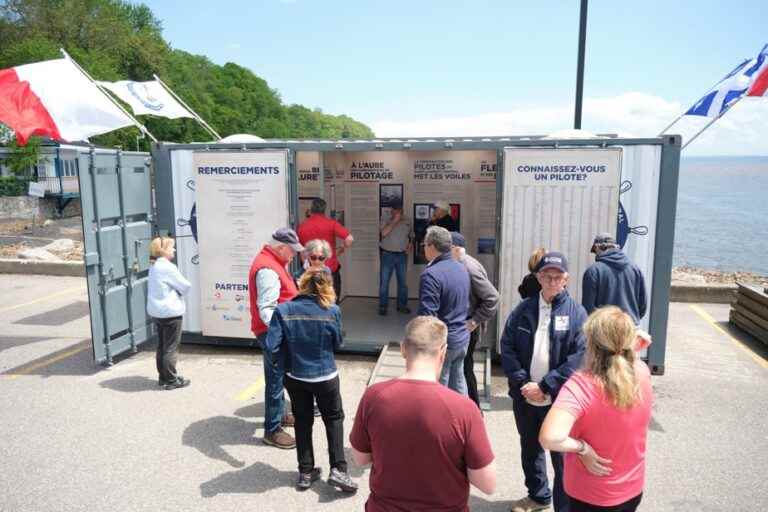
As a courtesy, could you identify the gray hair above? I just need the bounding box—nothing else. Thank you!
[304,238,331,259]
[402,316,447,358]
[424,226,452,254]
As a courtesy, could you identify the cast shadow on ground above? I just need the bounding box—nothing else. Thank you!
[716,320,768,362]
[183,414,263,468]
[489,394,514,412]
[99,375,160,393]
[200,461,358,503]
[0,339,101,378]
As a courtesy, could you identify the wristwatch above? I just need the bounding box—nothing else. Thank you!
[577,440,589,455]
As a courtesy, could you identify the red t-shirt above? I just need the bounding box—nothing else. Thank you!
[349,379,494,512]
[553,362,653,507]
[297,213,350,272]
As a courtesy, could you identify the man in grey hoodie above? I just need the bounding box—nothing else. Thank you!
[581,233,647,324]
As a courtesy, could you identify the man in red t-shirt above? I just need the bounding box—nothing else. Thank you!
[349,316,496,512]
[297,198,353,298]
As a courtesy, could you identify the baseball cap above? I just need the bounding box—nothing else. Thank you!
[535,251,569,273]
[272,227,304,252]
[434,200,451,211]
[591,232,617,253]
[450,232,466,248]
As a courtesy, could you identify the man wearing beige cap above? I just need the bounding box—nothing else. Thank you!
[428,200,458,232]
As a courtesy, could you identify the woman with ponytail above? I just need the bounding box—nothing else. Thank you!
[265,269,358,493]
[539,306,653,512]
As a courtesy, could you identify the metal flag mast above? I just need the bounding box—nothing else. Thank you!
[59,49,157,143]
[680,95,746,150]
[153,74,222,140]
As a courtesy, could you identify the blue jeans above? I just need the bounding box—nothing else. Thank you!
[439,344,468,395]
[257,333,287,435]
[379,250,408,310]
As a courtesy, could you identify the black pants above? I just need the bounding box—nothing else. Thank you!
[284,374,347,474]
[155,316,182,383]
[463,328,481,408]
[332,268,342,300]
[569,494,642,512]
[512,400,568,511]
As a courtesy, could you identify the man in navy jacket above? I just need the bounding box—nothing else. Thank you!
[582,233,647,324]
[418,226,470,395]
[501,252,586,512]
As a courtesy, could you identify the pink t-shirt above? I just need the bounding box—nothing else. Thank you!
[553,362,653,507]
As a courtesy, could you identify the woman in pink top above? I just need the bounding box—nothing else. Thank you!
[539,306,653,512]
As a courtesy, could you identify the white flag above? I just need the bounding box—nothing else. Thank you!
[98,80,193,119]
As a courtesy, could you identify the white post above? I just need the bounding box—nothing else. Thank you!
[59,49,158,142]
[153,74,222,140]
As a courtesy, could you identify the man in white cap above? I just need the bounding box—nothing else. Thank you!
[248,227,305,450]
[428,200,458,232]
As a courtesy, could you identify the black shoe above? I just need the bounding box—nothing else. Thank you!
[327,467,358,493]
[163,376,191,390]
[296,467,321,491]
[396,306,411,314]
[378,308,387,316]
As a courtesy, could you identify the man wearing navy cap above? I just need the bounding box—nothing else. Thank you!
[501,251,587,512]
[582,233,647,324]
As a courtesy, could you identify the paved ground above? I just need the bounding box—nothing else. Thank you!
[0,274,767,512]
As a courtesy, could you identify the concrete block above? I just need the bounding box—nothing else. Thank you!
[670,283,738,304]
[0,258,85,277]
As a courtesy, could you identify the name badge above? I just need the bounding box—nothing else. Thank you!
[555,316,569,331]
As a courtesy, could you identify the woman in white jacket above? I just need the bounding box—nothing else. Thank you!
[147,237,191,390]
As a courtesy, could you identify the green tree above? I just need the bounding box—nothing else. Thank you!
[0,0,375,152]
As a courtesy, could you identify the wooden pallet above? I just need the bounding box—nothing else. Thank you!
[729,283,768,345]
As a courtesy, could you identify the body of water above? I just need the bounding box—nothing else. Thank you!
[673,156,767,274]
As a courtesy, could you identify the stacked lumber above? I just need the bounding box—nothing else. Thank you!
[729,283,768,345]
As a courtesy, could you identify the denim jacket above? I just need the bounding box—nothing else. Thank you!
[265,295,343,379]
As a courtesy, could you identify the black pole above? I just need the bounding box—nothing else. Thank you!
[574,0,588,129]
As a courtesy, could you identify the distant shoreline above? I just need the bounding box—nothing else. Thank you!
[672,266,767,287]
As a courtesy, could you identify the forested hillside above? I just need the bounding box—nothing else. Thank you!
[0,0,374,150]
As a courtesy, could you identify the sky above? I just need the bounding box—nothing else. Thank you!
[140,0,767,156]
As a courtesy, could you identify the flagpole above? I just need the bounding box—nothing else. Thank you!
[59,49,158,143]
[153,74,222,140]
[681,95,745,150]
[658,57,751,136]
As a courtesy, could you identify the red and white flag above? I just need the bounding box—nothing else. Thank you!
[0,57,135,145]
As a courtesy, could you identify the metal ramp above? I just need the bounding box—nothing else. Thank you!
[367,342,492,410]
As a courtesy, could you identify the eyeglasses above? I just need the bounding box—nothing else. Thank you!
[539,273,566,283]
[309,255,327,262]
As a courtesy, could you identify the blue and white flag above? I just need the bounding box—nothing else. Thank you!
[685,58,754,117]
[98,80,193,119]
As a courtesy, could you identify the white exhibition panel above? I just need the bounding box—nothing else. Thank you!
[498,148,623,342]
[300,150,498,299]
[170,149,202,333]
[194,151,290,338]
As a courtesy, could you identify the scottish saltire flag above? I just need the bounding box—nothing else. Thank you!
[686,44,768,117]
[685,59,753,117]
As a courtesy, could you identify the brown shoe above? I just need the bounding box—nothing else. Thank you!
[509,496,550,512]
[281,412,295,428]
[263,427,296,449]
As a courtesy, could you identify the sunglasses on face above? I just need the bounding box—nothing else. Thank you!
[309,254,327,262]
